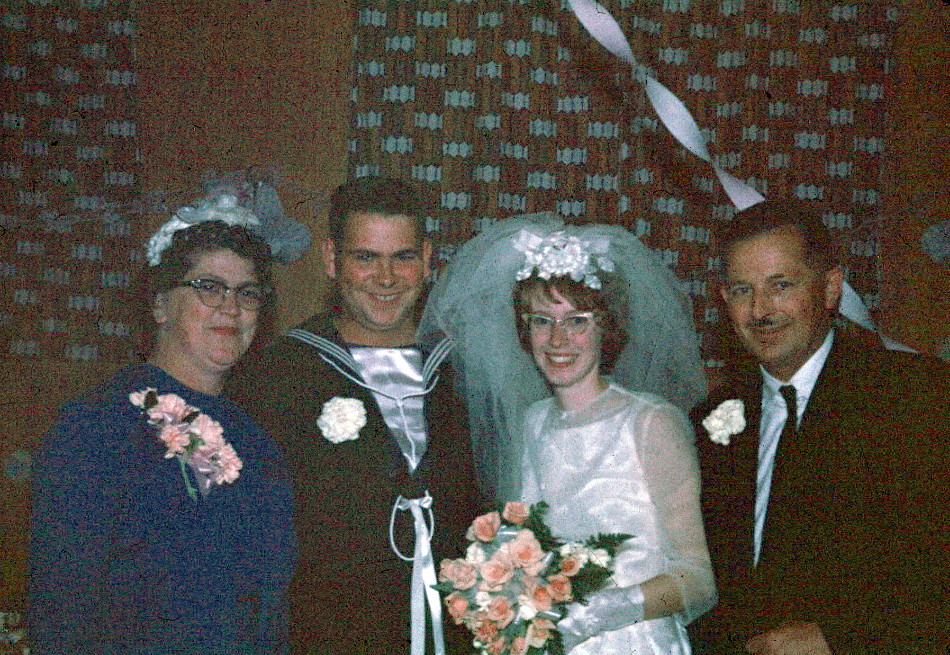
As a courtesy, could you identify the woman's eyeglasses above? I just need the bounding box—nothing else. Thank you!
[176,279,273,311]
[520,311,596,335]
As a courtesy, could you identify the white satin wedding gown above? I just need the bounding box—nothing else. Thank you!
[520,383,716,655]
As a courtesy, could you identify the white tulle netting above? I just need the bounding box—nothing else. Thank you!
[418,213,707,499]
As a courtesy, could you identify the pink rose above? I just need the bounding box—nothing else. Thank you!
[438,559,456,582]
[472,613,499,644]
[466,511,501,542]
[502,501,530,524]
[478,553,514,592]
[439,559,477,590]
[509,636,529,655]
[560,555,582,576]
[158,424,191,456]
[147,393,190,424]
[530,584,553,613]
[444,591,470,625]
[507,529,545,574]
[546,573,572,602]
[527,618,556,648]
[485,636,507,655]
[485,596,515,629]
[521,579,552,613]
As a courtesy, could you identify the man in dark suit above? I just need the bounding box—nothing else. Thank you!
[227,177,481,654]
[690,201,948,655]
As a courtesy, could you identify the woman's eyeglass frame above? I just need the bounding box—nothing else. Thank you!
[520,311,597,336]
[174,278,273,311]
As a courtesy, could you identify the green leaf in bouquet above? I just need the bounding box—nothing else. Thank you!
[542,628,566,655]
[524,500,550,526]
[570,563,612,601]
[585,532,633,556]
[521,501,562,552]
[431,580,456,594]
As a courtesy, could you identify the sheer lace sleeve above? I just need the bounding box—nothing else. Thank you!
[634,400,717,625]
[515,401,543,504]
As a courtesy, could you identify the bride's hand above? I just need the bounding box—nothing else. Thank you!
[556,601,594,652]
[556,586,646,650]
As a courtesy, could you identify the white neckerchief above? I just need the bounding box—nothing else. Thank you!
[753,329,834,566]
[349,346,428,471]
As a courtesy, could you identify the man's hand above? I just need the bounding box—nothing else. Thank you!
[745,621,833,655]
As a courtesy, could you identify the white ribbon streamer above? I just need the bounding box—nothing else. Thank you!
[566,0,912,352]
[839,281,916,352]
[390,493,445,655]
[566,0,765,211]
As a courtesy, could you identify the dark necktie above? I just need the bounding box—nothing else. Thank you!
[757,385,799,566]
[779,385,798,437]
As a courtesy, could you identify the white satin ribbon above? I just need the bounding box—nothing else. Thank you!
[566,0,765,211]
[390,493,445,655]
[567,0,913,352]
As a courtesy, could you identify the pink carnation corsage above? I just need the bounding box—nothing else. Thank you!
[130,388,243,501]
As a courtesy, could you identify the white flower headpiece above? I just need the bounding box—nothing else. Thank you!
[145,193,261,266]
[513,229,615,289]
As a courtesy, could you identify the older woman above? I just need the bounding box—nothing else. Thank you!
[29,203,295,654]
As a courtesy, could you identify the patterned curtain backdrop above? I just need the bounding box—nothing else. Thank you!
[345,0,898,363]
[1,0,141,363]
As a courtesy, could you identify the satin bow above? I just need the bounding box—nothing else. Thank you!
[390,492,445,655]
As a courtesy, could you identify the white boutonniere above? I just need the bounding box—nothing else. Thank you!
[317,397,367,444]
[702,399,746,446]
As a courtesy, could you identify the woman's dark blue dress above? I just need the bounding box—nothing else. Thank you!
[29,363,296,654]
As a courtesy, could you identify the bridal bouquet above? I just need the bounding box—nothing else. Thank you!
[435,501,630,655]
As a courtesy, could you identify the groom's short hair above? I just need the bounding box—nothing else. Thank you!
[327,177,427,243]
[719,200,839,273]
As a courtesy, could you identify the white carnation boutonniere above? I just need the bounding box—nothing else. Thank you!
[317,397,367,444]
[702,399,746,446]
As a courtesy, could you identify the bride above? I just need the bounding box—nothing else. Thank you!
[420,214,716,654]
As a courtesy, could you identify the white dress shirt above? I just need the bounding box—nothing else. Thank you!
[753,329,834,566]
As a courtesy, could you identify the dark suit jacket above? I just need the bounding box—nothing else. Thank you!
[690,326,948,654]
[227,313,482,655]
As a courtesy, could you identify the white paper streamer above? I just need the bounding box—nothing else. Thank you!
[566,0,912,352]
[839,282,916,353]
[566,0,765,210]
